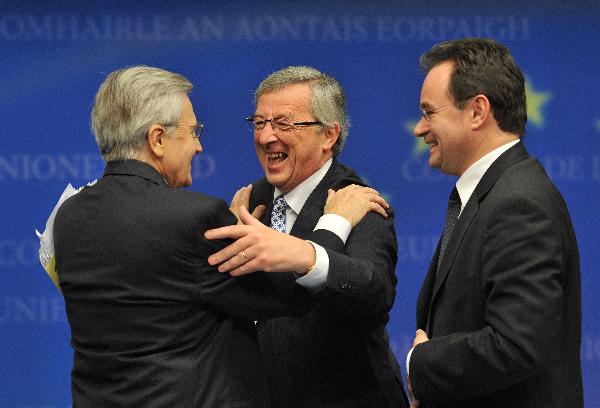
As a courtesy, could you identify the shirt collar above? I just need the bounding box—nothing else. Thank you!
[273,158,333,214]
[456,139,520,210]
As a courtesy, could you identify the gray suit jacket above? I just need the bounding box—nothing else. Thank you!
[412,143,582,407]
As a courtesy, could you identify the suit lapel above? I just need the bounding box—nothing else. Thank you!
[288,163,341,238]
[249,179,275,227]
[430,199,478,303]
[426,142,530,328]
[250,159,361,237]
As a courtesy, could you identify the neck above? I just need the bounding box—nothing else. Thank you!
[136,149,167,181]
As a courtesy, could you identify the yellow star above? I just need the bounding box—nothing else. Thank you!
[525,79,551,127]
[406,120,428,156]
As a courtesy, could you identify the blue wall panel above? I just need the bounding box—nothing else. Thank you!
[1,1,598,406]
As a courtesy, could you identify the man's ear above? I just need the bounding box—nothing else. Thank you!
[146,125,167,158]
[470,94,491,131]
[322,122,340,152]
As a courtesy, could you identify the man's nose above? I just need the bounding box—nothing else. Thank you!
[413,116,429,137]
[256,127,278,145]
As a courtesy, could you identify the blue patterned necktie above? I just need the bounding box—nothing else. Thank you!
[438,187,461,269]
[271,195,287,233]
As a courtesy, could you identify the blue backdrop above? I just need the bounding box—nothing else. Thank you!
[2,1,599,406]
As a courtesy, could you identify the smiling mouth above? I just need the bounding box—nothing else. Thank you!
[267,152,288,164]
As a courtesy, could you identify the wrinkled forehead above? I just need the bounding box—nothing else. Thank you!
[255,83,313,117]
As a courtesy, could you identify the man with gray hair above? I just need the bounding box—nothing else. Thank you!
[206,66,408,408]
[53,65,324,407]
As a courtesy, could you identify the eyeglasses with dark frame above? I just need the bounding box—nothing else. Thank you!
[245,115,323,132]
[163,123,204,139]
[420,97,474,122]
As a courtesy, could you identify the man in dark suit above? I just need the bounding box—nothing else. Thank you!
[406,38,582,407]
[54,66,319,407]
[205,66,408,408]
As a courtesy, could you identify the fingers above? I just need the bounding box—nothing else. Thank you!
[333,185,389,209]
[216,247,255,273]
[230,186,244,209]
[207,234,253,268]
[369,202,389,218]
[239,184,252,209]
[239,206,264,226]
[205,224,251,241]
[412,329,429,347]
[370,191,390,209]
[206,240,241,266]
[212,240,266,276]
[357,187,389,209]
[252,204,266,220]
[230,185,254,224]
[228,257,263,276]
[326,189,335,201]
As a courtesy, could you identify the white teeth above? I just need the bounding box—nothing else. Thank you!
[267,152,285,159]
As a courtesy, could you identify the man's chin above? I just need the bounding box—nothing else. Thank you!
[182,175,193,188]
[428,156,441,170]
[265,173,286,191]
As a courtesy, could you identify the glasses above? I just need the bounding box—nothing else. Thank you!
[245,115,323,132]
[420,97,473,122]
[164,123,204,139]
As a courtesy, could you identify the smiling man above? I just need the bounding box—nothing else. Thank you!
[52,66,318,407]
[407,38,582,408]
[205,66,408,408]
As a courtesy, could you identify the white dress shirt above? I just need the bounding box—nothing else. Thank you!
[272,158,352,291]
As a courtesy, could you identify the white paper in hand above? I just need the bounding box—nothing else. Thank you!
[35,180,96,290]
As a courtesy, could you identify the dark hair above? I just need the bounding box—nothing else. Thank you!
[419,38,526,136]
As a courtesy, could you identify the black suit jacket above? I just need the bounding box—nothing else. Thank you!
[411,143,582,407]
[249,159,408,408]
[54,160,308,408]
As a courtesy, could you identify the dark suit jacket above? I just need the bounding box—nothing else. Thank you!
[411,143,582,407]
[54,160,308,408]
[249,159,408,408]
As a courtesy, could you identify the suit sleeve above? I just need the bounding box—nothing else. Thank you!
[307,209,398,320]
[191,199,309,321]
[411,192,567,404]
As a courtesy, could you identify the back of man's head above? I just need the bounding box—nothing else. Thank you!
[420,38,527,137]
[92,66,192,162]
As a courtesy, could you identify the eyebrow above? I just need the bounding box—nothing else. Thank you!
[419,101,435,110]
[253,114,293,121]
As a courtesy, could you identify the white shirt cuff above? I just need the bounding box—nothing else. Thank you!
[296,241,328,291]
[314,214,352,244]
[406,347,414,376]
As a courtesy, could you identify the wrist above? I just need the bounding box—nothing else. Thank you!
[297,241,317,275]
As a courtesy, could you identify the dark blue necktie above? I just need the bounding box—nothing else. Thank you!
[270,195,287,233]
[438,187,461,268]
